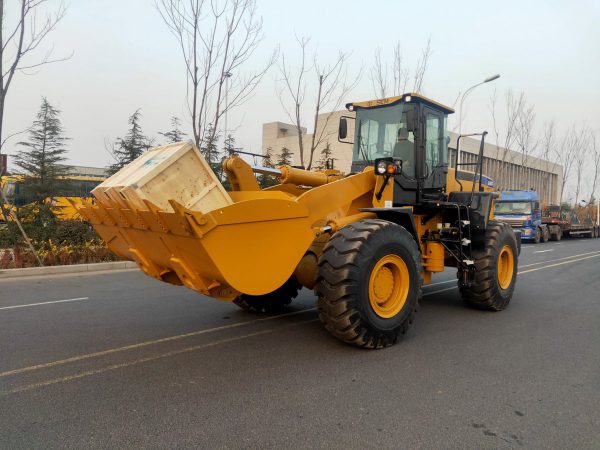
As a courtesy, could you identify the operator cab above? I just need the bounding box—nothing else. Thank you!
[339,93,453,204]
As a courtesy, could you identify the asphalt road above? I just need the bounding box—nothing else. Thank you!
[1,238,600,449]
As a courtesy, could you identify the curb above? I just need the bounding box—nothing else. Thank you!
[0,261,139,279]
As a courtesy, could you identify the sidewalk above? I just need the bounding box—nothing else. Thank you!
[0,261,138,279]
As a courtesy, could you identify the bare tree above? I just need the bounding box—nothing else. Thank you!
[370,47,386,99]
[589,132,599,205]
[369,38,430,98]
[277,37,360,169]
[537,120,558,202]
[488,89,525,188]
[155,0,276,150]
[277,35,310,167]
[570,126,594,206]
[412,37,431,93]
[0,0,68,153]
[514,99,538,189]
[556,125,583,203]
[0,0,68,264]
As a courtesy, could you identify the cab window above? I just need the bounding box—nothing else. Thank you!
[425,113,441,174]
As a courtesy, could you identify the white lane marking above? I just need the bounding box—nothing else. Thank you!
[520,250,600,268]
[424,252,600,296]
[424,286,457,296]
[0,307,317,378]
[519,253,600,275]
[1,319,319,396]
[533,249,554,254]
[424,249,600,289]
[4,248,600,378]
[0,297,89,311]
[425,279,455,288]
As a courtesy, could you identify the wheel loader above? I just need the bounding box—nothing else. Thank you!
[73,93,519,348]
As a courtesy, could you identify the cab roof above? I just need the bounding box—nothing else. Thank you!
[346,93,454,114]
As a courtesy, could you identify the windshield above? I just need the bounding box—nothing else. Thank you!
[353,104,415,165]
[494,201,532,215]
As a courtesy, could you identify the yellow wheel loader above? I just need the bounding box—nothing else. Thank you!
[73,93,519,348]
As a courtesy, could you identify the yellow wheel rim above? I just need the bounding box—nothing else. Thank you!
[497,245,514,290]
[368,254,410,319]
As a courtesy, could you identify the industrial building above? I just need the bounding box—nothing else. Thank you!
[262,110,563,205]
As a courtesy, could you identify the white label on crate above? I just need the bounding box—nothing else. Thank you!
[384,200,393,208]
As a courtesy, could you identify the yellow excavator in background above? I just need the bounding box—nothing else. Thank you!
[74,93,519,348]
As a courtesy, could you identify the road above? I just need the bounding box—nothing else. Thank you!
[1,238,600,449]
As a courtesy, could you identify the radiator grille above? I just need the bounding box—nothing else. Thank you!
[499,218,524,228]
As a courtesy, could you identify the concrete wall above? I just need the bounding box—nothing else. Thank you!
[262,110,563,204]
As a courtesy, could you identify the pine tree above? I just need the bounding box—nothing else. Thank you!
[223,134,235,155]
[109,109,153,174]
[218,133,237,188]
[201,124,221,178]
[258,147,278,188]
[263,147,275,168]
[276,147,294,167]
[159,116,187,144]
[316,142,334,170]
[14,98,71,205]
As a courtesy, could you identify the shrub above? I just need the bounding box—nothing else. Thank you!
[0,240,119,269]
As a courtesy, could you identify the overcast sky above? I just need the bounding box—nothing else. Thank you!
[4,0,600,194]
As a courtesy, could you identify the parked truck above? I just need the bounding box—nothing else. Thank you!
[542,204,600,240]
[494,190,549,243]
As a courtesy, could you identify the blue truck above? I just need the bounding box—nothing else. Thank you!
[494,190,549,243]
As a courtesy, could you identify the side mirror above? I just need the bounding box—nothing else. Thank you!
[338,117,348,140]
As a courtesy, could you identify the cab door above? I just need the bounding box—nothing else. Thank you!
[420,107,447,193]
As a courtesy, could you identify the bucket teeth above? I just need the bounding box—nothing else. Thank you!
[140,199,170,232]
[167,200,194,236]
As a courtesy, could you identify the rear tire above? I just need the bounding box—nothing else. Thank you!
[316,219,422,349]
[233,276,301,313]
[459,221,518,311]
[551,228,562,241]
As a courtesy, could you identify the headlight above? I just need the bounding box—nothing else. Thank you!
[376,161,387,174]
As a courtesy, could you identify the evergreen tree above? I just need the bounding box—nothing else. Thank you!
[276,146,294,167]
[316,142,334,170]
[109,109,153,174]
[159,116,187,144]
[263,147,275,168]
[14,97,71,205]
[258,147,278,188]
[201,124,222,178]
[218,133,236,188]
[223,133,235,155]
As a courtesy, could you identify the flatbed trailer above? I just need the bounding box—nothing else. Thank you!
[542,205,600,240]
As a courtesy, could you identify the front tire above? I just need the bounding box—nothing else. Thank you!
[316,219,422,349]
[233,276,301,313]
[459,221,518,311]
[533,228,541,244]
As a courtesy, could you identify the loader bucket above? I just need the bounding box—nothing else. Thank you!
[74,142,375,301]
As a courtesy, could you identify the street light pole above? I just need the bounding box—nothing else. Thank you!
[455,74,500,167]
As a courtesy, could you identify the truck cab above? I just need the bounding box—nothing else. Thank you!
[494,190,548,243]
